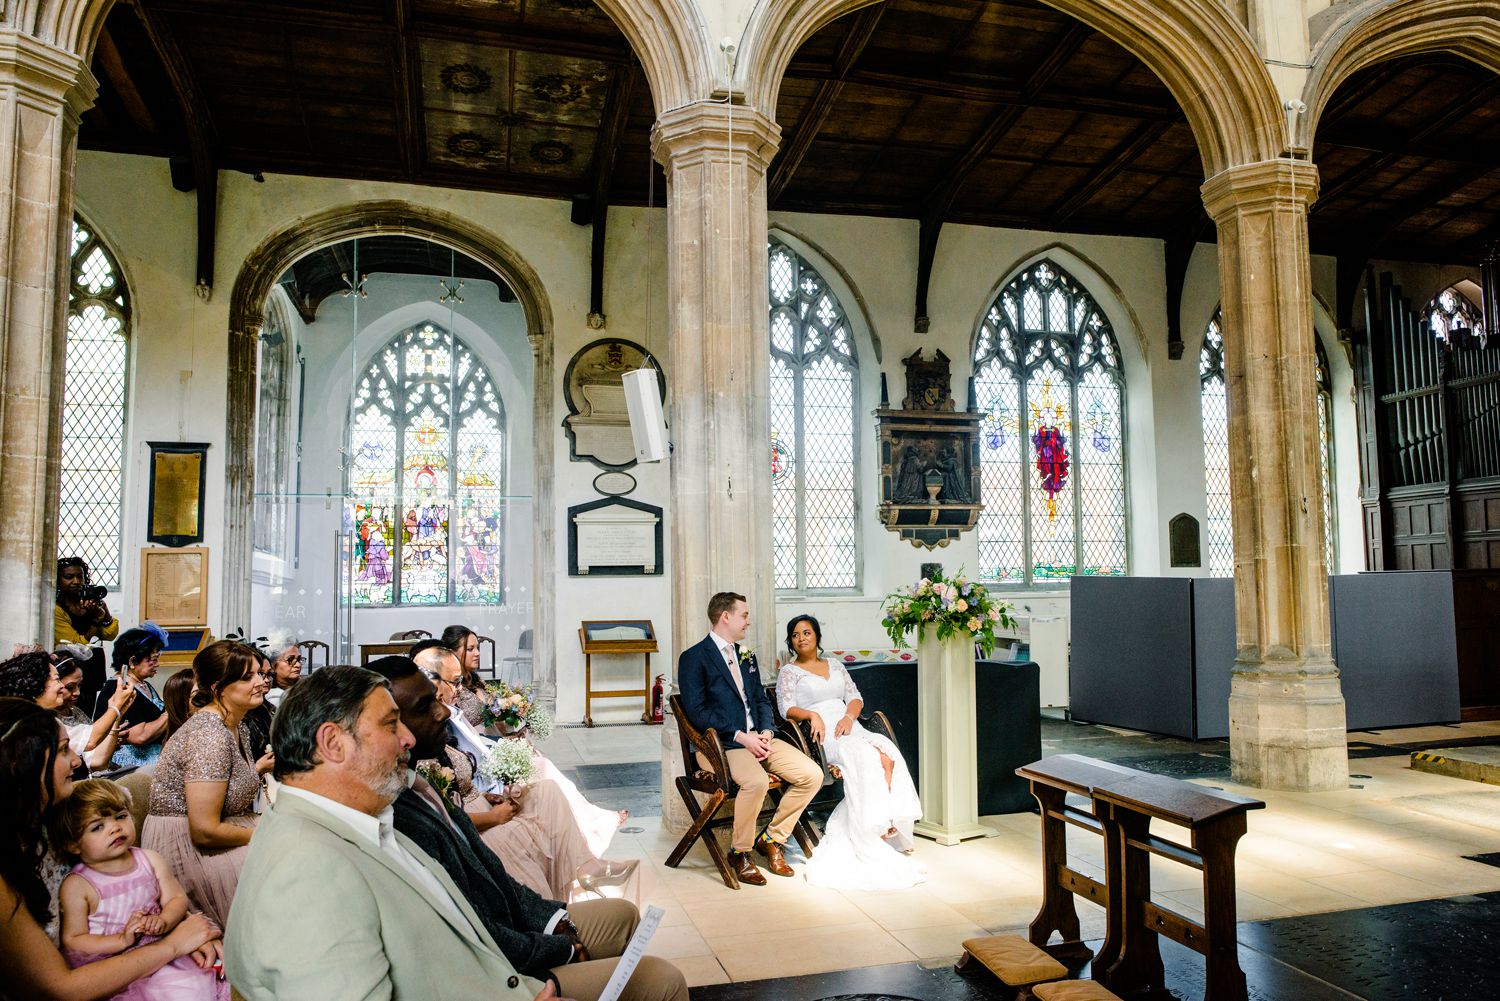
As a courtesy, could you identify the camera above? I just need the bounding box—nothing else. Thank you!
[75,584,108,602]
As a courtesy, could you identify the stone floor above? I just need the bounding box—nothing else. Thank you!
[534,718,1500,998]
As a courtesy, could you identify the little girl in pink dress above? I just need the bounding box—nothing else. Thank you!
[53,779,228,1000]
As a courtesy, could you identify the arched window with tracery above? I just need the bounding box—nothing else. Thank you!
[1424,286,1484,346]
[768,239,859,592]
[1200,309,1337,577]
[973,260,1126,586]
[59,218,130,587]
[254,294,294,560]
[345,321,506,606]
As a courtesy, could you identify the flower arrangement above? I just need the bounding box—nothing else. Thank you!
[522,702,555,741]
[477,737,536,786]
[482,681,532,732]
[880,569,1016,658]
[416,761,463,811]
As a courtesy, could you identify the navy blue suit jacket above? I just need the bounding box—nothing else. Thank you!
[677,634,775,738]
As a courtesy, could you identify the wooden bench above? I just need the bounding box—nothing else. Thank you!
[1017,754,1264,1001]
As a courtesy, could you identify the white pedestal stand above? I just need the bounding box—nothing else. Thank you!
[912,631,996,845]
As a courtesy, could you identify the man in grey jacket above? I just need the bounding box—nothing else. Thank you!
[224,665,557,1001]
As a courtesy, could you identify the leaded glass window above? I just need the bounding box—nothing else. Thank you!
[1424,286,1484,346]
[254,296,293,559]
[1199,312,1233,576]
[1200,309,1338,577]
[768,239,858,591]
[59,218,130,588]
[346,321,505,605]
[974,260,1126,586]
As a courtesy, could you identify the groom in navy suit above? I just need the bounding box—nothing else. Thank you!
[677,591,821,885]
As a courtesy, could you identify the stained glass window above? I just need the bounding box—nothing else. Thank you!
[974,260,1126,585]
[1200,309,1338,577]
[1424,286,1485,347]
[59,218,130,588]
[346,321,505,605]
[769,239,858,591]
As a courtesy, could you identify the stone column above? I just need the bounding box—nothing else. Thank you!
[1201,159,1348,792]
[651,102,781,666]
[0,31,94,654]
[651,102,780,834]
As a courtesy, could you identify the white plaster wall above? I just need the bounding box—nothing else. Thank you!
[74,148,1376,719]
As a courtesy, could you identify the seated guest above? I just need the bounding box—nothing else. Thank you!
[240,646,276,757]
[223,666,550,1001]
[0,649,67,710]
[439,624,490,728]
[262,631,304,707]
[55,556,119,709]
[368,656,683,1001]
[92,628,168,770]
[384,654,635,898]
[143,640,271,927]
[413,643,626,859]
[161,670,195,740]
[52,778,230,1000]
[53,652,133,772]
[0,697,221,999]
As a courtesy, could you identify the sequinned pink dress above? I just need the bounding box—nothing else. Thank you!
[63,848,229,1001]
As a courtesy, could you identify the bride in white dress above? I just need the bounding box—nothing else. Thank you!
[776,615,926,890]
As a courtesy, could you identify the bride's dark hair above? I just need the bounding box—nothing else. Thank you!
[784,615,822,656]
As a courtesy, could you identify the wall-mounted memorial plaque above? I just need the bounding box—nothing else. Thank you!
[146,442,210,547]
[139,546,209,626]
[563,339,666,469]
[1169,513,1202,568]
[568,497,664,575]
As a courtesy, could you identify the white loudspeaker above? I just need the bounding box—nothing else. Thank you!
[622,368,668,462]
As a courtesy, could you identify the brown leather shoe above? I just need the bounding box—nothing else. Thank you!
[754,837,795,877]
[729,850,766,886]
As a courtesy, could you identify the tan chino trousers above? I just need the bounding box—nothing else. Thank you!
[701,737,822,852]
[550,899,688,1001]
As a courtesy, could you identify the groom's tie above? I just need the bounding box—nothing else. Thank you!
[723,643,752,731]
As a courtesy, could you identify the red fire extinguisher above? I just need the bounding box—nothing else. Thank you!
[649,675,665,724]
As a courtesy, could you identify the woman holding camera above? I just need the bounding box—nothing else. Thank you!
[91,628,168,771]
[54,557,119,710]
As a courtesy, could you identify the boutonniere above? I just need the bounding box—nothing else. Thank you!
[417,762,463,812]
[738,646,756,667]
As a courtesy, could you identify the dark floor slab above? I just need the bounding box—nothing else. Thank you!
[1464,852,1500,869]
[1240,891,1500,1001]
[558,763,660,818]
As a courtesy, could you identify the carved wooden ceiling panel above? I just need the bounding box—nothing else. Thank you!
[78,0,1499,265]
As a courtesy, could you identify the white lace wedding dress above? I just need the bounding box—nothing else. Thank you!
[777,661,926,889]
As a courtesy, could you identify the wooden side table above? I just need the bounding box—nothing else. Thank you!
[578,620,657,727]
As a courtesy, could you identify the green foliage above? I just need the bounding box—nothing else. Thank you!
[880,568,1017,658]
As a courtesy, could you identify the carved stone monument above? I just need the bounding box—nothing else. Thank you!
[876,350,983,549]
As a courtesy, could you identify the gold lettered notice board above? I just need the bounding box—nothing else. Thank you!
[139,546,209,627]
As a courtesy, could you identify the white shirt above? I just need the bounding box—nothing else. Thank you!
[277,784,477,935]
[710,631,754,733]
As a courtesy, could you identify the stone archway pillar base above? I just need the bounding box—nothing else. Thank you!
[1203,159,1349,792]
[0,31,93,654]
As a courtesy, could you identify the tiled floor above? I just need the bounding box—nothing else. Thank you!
[545,720,1500,995]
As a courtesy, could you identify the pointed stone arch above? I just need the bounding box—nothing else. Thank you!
[737,0,1286,177]
[222,200,557,698]
[1302,0,1500,152]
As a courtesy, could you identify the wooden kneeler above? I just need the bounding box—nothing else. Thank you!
[665,694,815,889]
[1032,981,1124,1000]
[956,935,1069,994]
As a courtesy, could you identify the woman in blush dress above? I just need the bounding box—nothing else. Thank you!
[776,614,926,890]
[142,642,272,927]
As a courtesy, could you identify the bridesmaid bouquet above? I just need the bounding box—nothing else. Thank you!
[482,681,532,732]
[478,737,536,786]
[881,569,1017,657]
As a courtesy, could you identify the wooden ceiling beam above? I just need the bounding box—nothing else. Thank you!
[586,63,637,327]
[133,0,218,295]
[390,0,422,179]
[911,21,1093,331]
[768,2,886,205]
[94,24,161,139]
[1319,159,1498,260]
[1315,128,1500,168]
[1315,76,1500,209]
[1051,119,1176,222]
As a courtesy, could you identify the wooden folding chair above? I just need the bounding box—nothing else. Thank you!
[665,694,816,889]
